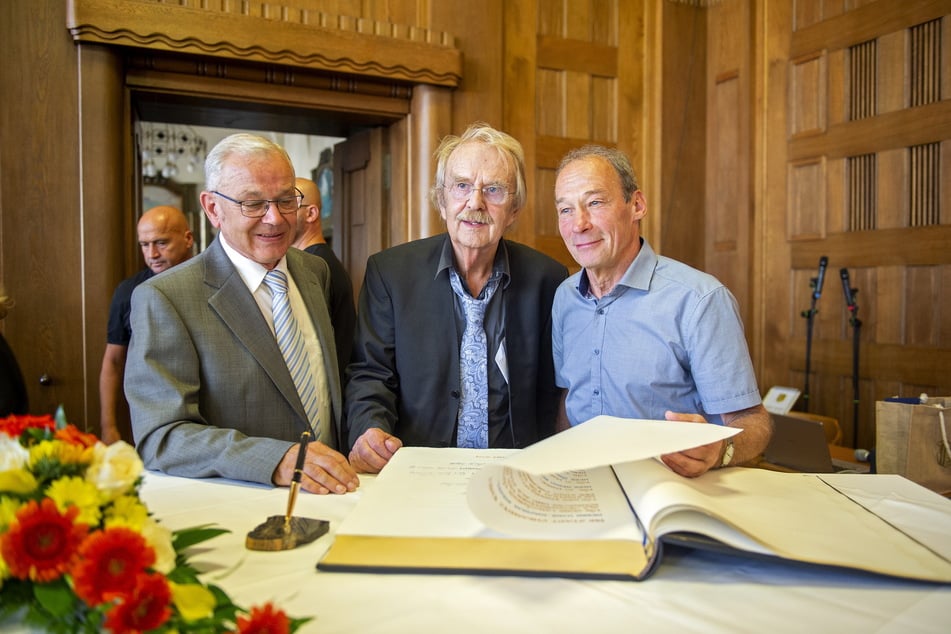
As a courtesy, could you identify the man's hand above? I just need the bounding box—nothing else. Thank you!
[659,411,723,478]
[273,441,360,494]
[348,428,403,474]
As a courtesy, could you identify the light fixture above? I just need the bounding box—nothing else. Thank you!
[137,122,207,180]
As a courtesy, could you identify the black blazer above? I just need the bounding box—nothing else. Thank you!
[344,234,568,451]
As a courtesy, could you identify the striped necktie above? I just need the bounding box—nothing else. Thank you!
[263,269,321,436]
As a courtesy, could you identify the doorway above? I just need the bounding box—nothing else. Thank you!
[129,89,400,299]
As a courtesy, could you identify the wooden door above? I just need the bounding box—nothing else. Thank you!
[332,128,387,301]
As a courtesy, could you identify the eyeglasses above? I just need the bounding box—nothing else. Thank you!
[212,188,304,218]
[444,181,511,205]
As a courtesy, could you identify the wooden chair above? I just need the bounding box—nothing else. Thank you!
[785,411,842,446]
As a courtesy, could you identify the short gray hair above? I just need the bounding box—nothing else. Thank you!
[204,133,293,191]
[556,145,639,202]
[430,122,527,212]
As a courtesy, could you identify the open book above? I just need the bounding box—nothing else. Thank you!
[318,416,951,582]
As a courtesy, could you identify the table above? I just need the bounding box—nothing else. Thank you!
[140,471,949,634]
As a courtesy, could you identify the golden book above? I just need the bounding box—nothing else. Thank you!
[319,416,951,582]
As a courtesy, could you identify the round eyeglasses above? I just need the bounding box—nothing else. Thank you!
[212,188,304,218]
[444,181,511,205]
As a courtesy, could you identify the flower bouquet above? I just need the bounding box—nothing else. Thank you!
[0,411,311,633]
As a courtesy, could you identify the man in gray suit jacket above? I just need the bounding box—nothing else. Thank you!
[346,123,568,473]
[126,133,359,495]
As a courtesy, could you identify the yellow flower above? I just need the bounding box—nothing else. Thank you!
[141,517,177,573]
[86,441,143,500]
[29,438,92,468]
[45,476,103,526]
[0,468,38,495]
[0,496,23,530]
[169,581,217,621]
[0,548,9,586]
[104,494,150,529]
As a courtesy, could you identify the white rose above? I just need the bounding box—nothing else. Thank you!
[0,435,30,471]
[141,517,177,573]
[86,441,144,499]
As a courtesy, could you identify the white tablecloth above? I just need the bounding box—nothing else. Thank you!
[140,472,949,634]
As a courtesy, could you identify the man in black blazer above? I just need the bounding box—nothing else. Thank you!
[346,122,568,473]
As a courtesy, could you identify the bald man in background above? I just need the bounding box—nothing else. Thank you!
[293,177,356,378]
[99,205,194,444]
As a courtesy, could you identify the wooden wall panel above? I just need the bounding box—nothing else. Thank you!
[536,68,565,137]
[905,265,938,347]
[876,147,906,229]
[794,0,823,30]
[0,1,87,422]
[827,49,847,125]
[706,1,751,332]
[875,265,904,345]
[659,0,706,270]
[508,0,651,264]
[761,0,951,450]
[878,29,906,114]
[789,53,826,136]
[788,159,825,239]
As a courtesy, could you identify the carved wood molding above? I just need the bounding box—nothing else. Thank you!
[66,0,462,88]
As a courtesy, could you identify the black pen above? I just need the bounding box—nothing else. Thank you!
[284,430,311,531]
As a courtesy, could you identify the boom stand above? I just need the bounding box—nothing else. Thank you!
[800,288,820,412]
[846,298,862,440]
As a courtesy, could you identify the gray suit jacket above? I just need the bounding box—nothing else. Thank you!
[125,238,341,484]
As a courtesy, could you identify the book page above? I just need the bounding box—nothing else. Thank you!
[464,416,737,539]
[613,460,951,581]
[500,415,740,474]
[338,447,514,538]
[466,464,644,540]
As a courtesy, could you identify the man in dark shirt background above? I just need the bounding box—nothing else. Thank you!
[98,205,194,444]
[292,176,356,378]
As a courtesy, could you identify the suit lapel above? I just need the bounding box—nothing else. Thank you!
[202,241,309,429]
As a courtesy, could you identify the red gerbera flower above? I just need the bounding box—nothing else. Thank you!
[54,424,99,448]
[0,413,56,438]
[234,603,291,634]
[0,498,87,582]
[72,526,156,606]
[103,571,172,634]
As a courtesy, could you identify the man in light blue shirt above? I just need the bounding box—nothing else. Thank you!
[552,145,771,477]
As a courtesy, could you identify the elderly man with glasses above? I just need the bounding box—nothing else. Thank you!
[345,122,568,473]
[125,133,359,495]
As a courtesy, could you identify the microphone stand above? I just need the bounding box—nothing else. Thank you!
[800,257,828,412]
[841,269,861,441]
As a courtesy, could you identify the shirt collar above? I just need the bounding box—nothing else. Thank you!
[578,237,655,297]
[218,233,289,294]
[435,234,511,290]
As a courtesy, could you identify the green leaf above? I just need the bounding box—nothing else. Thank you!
[32,579,76,617]
[172,525,231,550]
[54,405,68,430]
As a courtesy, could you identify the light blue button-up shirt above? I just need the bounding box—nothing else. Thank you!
[553,239,762,427]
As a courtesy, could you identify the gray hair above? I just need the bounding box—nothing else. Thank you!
[204,133,293,191]
[556,145,639,202]
[430,122,527,212]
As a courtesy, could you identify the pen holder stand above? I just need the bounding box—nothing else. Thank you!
[245,515,329,551]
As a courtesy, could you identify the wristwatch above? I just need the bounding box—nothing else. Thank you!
[720,438,735,468]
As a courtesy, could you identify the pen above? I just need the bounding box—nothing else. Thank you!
[284,430,311,531]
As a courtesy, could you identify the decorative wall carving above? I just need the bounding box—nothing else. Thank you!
[66,0,462,87]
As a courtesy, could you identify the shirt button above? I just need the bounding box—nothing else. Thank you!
[593,390,600,396]
[594,349,600,355]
